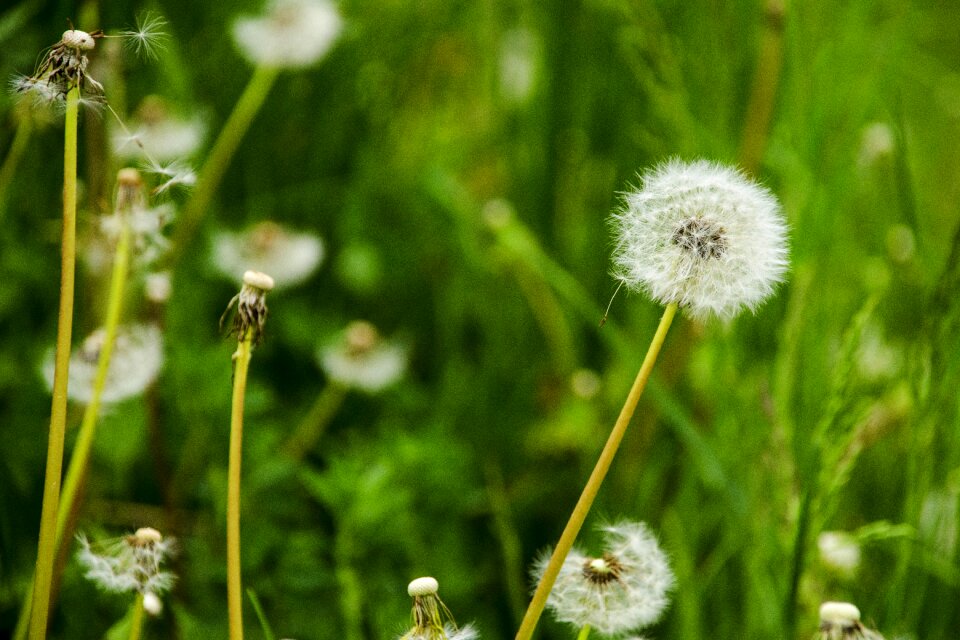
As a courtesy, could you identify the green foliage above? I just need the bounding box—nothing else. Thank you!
[1,0,959,638]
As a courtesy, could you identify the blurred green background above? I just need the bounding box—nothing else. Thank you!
[1,0,959,638]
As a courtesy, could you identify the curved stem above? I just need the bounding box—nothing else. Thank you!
[282,383,347,461]
[128,593,145,640]
[576,625,591,640]
[170,65,279,264]
[29,85,80,640]
[514,303,678,640]
[0,112,33,220]
[228,334,254,640]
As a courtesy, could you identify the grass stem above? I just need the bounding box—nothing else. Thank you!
[514,303,678,640]
[228,333,254,640]
[28,84,80,640]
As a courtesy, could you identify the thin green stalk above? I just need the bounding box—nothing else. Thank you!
[576,625,591,640]
[228,333,254,640]
[29,85,80,640]
[128,593,145,640]
[0,111,33,219]
[170,65,280,263]
[282,382,348,461]
[515,303,678,640]
[739,0,786,174]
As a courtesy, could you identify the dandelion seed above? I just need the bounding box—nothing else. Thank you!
[534,521,674,636]
[818,602,885,640]
[42,324,163,404]
[232,0,344,69]
[145,159,196,193]
[221,270,274,345]
[212,221,324,289]
[399,577,478,640]
[119,13,169,60]
[611,159,789,320]
[319,320,407,393]
[77,527,176,616]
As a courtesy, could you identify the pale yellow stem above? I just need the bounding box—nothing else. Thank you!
[127,593,145,640]
[228,334,254,640]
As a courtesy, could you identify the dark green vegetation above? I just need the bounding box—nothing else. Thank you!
[1,0,958,638]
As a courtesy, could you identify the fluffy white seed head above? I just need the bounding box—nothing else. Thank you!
[535,521,674,635]
[408,576,439,597]
[114,95,205,162]
[77,529,176,598]
[318,321,408,393]
[611,159,789,320]
[42,324,164,404]
[233,0,343,69]
[213,222,324,289]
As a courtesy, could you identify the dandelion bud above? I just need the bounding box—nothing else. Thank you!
[221,271,274,345]
[399,577,478,640]
[611,159,789,320]
[535,521,674,636]
[818,602,885,639]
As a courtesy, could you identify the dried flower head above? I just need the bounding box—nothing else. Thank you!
[319,320,407,393]
[15,28,105,104]
[233,0,344,69]
[818,602,885,640]
[114,95,205,162]
[212,221,324,289]
[535,521,674,635]
[399,577,478,640]
[77,527,176,615]
[221,270,274,345]
[611,159,789,320]
[42,324,163,404]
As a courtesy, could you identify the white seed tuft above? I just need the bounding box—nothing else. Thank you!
[610,158,789,320]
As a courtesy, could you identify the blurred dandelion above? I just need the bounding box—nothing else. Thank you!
[42,324,163,405]
[319,320,407,393]
[817,602,885,640]
[534,521,674,636]
[611,158,789,320]
[817,531,861,576]
[399,577,478,640]
[213,221,324,289]
[114,95,205,162]
[233,0,344,69]
[77,527,176,608]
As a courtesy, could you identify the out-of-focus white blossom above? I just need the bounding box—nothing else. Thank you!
[114,95,205,162]
[213,221,324,289]
[817,531,861,576]
[319,321,407,393]
[233,0,343,69]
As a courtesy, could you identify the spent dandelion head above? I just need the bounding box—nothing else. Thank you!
[232,0,344,69]
[319,320,407,393]
[77,527,176,615]
[221,270,274,345]
[399,577,478,640]
[611,159,789,320]
[818,602,885,640]
[535,521,674,636]
[212,221,324,289]
[15,28,105,104]
[42,324,163,404]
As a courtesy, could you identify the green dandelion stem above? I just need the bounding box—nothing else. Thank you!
[282,382,348,461]
[171,65,280,263]
[514,302,678,640]
[29,84,80,640]
[576,625,592,640]
[228,332,254,640]
[128,593,145,640]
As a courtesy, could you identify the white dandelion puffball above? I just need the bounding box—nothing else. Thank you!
[77,528,176,598]
[536,521,674,635]
[611,159,789,320]
[817,531,861,575]
[319,321,407,393]
[212,221,324,289]
[233,0,343,69]
[114,96,205,162]
[42,324,163,404]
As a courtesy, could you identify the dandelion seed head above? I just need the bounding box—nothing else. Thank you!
[114,95,205,162]
[77,528,176,599]
[42,324,164,404]
[536,521,674,635]
[319,321,407,393]
[233,0,344,69]
[611,159,789,320]
[222,271,273,345]
[212,221,324,289]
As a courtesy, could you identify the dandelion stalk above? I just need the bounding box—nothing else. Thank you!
[515,302,677,640]
[29,84,80,640]
[739,0,786,174]
[171,66,279,261]
[576,625,591,640]
[0,110,33,220]
[228,331,253,640]
[223,270,274,640]
[128,592,145,640]
[282,382,348,461]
